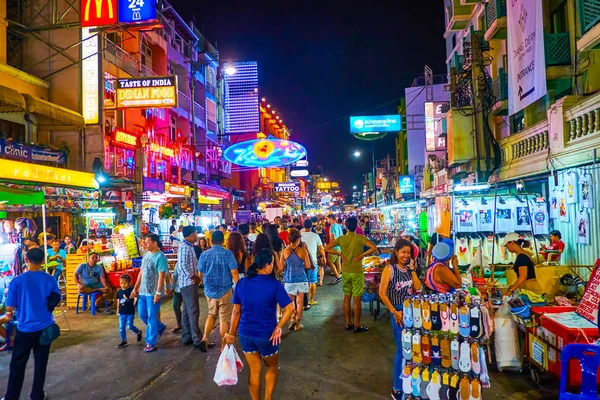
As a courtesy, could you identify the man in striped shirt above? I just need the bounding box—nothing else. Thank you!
[176,226,203,349]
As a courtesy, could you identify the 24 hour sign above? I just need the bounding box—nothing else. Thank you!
[115,76,178,109]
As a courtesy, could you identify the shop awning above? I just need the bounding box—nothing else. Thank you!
[0,186,44,206]
[23,94,85,131]
[198,184,230,199]
[0,85,26,113]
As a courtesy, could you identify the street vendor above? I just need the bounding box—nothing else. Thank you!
[73,252,114,312]
[539,229,565,263]
[501,233,543,295]
[424,241,462,293]
[400,230,420,262]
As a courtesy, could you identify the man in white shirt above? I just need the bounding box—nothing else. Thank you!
[301,219,325,305]
[247,221,259,242]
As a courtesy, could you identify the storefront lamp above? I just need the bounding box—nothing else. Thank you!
[225,65,237,76]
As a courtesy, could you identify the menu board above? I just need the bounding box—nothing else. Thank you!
[576,262,600,325]
[65,254,88,308]
[111,233,128,260]
[124,231,139,258]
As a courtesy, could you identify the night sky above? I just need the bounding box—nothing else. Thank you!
[170,0,447,196]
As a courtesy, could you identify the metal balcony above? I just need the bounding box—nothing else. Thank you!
[103,38,139,76]
[484,0,507,41]
[545,33,571,66]
[446,0,473,32]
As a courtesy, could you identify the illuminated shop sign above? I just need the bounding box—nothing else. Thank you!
[0,138,66,164]
[81,0,117,27]
[115,76,177,109]
[149,143,174,158]
[81,27,99,124]
[425,102,447,152]
[118,0,156,24]
[273,182,301,194]
[199,186,229,199]
[0,159,98,189]
[223,138,307,168]
[398,175,415,194]
[316,182,331,190]
[290,169,309,177]
[113,129,138,148]
[143,177,165,193]
[349,115,401,134]
[167,183,188,196]
[198,195,219,205]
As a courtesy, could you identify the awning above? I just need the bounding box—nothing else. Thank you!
[198,184,230,199]
[23,94,85,131]
[0,85,26,113]
[0,186,44,206]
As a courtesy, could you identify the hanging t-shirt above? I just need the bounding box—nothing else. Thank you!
[456,209,477,233]
[455,237,471,266]
[477,203,495,232]
[495,205,515,233]
[565,171,578,204]
[470,237,482,259]
[580,173,594,209]
[484,235,496,263]
[496,235,511,264]
[577,210,590,245]
[530,202,549,235]
[514,205,531,231]
[558,192,569,223]
[549,192,560,219]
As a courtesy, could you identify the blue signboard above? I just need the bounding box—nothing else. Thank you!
[398,175,415,194]
[350,115,401,134]
[143,177,165,193]
[0,138,66,164]
[118,0,156,24]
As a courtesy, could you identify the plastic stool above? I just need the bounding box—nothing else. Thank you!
[76,292,108,316]
[560,343,600,399]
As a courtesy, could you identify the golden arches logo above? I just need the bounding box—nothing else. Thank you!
[83,0,114,23]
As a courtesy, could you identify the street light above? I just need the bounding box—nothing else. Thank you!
[224,64,237,76]
[353,151,361,157]
[353,185,357,190]
[352,146,378,208]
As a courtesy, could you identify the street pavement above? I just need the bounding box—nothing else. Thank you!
[0,282,559,399]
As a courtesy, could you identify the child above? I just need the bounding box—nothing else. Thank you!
[116,274,142,348]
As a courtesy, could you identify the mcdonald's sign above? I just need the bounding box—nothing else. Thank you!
[81,0,118,27]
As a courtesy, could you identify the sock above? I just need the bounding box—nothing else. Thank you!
[422,334,432,365]
[470,379,481,400]
[480,306,492,339]
[412,366,422,397]
[403,365,413,395]
[431,335,441,366]
[469,307,482,339]
[420,368,430,399]
[427,371,442,400]
[441,337,451,368]
[403,329,413,360]
[431,301,442,331]
[413,300,423,329]
[450,304,459,334]
[459,341,471,373]
[404,298,414,328]
[471,343,480,374]
[412,331,422,364]
[440,303,450,332]
[448,375,459,400]
[479,347,490,388]
[440,372,450,400]
[459,306,470,338]
[459,377,470,400]
[451,338,460,370]
[422,301,432,331]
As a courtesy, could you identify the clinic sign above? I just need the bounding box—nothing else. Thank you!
[350,115,401,134]
[0,138,66,164]
[507,0,546,115]
[398,175,415,194]
[115,76,177,109]
[273,182,301,196]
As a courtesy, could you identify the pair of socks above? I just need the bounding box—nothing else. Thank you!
[440,304,450,332]
[403,330,413,360]
[420,368,430,399]
[413,332,423,363]
[451,338,460,370]
[459,306,470,338]
[441,337,452,368]
[459,341,471,373]
[479,347,490,388]
[412,367,422,397]
[422,334,432,365]
[470,379,482,400]
[440,372,450,400]
[471,343,480,374]
[431,301,442,330]
[448,375,459,400]
[470,307,483,339]
[426,371,442,400]
[404,299,414,328]
[450,304,459,334]
[413,300,423,329]
[460,377,470,400]
[402,365,413,395]
[422,301,432,330]
[431,335,441,366]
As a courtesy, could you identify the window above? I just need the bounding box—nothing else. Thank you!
[0,119,26,142]
[550,0,567,33]
[511,110,525,134]
[141,43,152,69]
[106,32,123,47]
[169,115,177,142]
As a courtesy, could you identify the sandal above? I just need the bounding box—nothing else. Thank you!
[171,326,181,333]
[353,325,369,333]
[345,324,355,331]
[289,321,297,331]
[304,305,312,311]
[293,323,304,331]
[317,282,323,286]
[143,345,156,353]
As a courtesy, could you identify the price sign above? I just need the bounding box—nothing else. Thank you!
[529,335,548,369]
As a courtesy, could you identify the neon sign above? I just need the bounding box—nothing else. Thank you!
[115,76,177,109]
[149,143,174,158]
[81,27,99,124]
[113,129,137,147]
[81,0,117,27]
[223,138,307,168]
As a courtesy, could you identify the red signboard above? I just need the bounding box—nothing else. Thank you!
[576,260,600,324]
[81,0,118,27]
[199,186,229,200]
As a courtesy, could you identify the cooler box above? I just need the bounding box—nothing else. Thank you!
[530,306,599,386]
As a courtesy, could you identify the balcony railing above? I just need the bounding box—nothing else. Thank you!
[207,120,217,133]
[206,83,217,97]
[484,0,507,40]
[177,90,191,113]
[545,33,571,66]
[104,38,139,76]
[579,0,600,35]
[566,104,600,143]
[193,101,205,120]
[141,64,157,77]
[499,120,549,173]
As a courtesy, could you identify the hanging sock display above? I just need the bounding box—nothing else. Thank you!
[403,329,413,360]
[402,365,413,395]
[451,338,460,370]
[459,306,470,337]
[448,375,460,400]
[422,300,433,330]
[431,335,442,366]
[412,366,422,397]
[422,334,432,365]
[440,303,450,332]
[441,337,452,368]
[479,347,490,388]
[413,299,423,329]
[469,306,482,339]
[471,342,481,374]
[431,301,442,330]
[459,377,470,400]
[470,379,482,400]
[450,304,459,334]
[404,298,414,328]
[413,331,423,363]
[459,341,472,373]
[427,370,442,400]
[440,372,451,400]
[421,368,431,399]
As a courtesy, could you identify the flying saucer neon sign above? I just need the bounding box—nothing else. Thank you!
[223,138,307,168]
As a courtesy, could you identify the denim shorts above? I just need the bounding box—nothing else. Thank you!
[239,335,279,358]
[284,282,309,295]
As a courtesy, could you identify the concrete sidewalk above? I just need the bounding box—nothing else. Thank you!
[0,283,557,399]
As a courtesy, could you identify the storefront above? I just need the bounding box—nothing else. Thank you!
[104,128,137,181]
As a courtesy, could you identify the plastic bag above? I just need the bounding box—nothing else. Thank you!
[214,345,244,386]
[494,297,522,371]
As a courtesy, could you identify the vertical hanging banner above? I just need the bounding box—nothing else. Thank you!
[507,0,547,115]
[81,27,99,124]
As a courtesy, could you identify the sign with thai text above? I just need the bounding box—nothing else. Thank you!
[0,138,66,164]
[0,159,98,189]
[115,76,177,109]
[167,183,187,196]
[349,115,401,134]
[398,175,415,194]
[81,0,117,27]
[576,263,600,324]
[316,182,331,190]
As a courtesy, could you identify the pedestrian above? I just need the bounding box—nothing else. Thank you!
[219,224,230,249]
[326,214,343,284]
[116,274,142,348]
[175,226,203,349]
[378,239,422,400]
[279,229,311,331]
[4,247,61,400]
[197,230,239,351]
[248,221,259,242]
[278,220,290,246]
[132,234,168,353]
[169,219,177,235]
[238,223,255,256]
[265,225,284,255]
[46,239,66,281]
[228,232,252,276]
[224,248,295,400]
[204,225,215,247]
[301,219,325,305]
[324,216,377,333]
[424,241,462,294]
[171,267,182,333]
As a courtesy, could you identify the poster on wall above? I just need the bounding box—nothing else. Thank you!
[506,0,547,115]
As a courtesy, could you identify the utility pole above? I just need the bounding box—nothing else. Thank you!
[469,30,489,182]
[371,140,377,208]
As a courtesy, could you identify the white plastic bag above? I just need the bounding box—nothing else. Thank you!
[494,297,522,371]
[214,345,244,386]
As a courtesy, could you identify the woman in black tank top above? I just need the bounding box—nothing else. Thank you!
[378,239,422,400]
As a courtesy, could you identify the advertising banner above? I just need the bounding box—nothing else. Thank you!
[349,115,401,134]
[273,182,301,196]
[116,76,177,109]
[0,138,66,164]
[118,0,156,24]
[398,175,415,194]
[507,0,547,115]
[235,210,252,224]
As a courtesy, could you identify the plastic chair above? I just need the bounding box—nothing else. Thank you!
[76,292,108,316]
[560,343,600,399]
